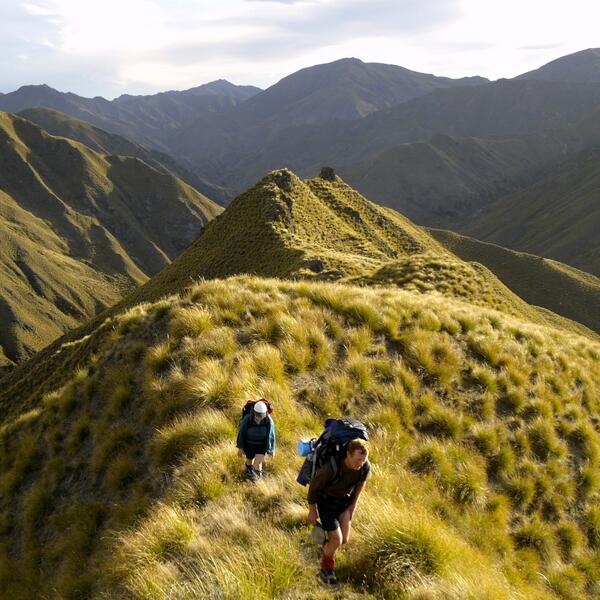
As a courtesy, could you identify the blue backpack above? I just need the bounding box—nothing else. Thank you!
[296,418,368,486]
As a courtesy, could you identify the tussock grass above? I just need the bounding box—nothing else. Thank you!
[1,276,600,599]
[153,410,235,467]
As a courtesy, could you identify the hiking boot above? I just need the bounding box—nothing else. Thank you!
[245,465,257,480]
[255,469,264,479]
[317,569,337,584]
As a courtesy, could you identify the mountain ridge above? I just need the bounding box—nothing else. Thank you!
[0,111,222,366]
[459,146,600,276]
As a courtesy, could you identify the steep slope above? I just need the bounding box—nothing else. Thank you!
[460,147,600,276]
[17,107,230,204]
[0,112,222,365]
[517,47,600,83]
[429,228,600,335]
[340,132,573,224]
[0,276,599,599]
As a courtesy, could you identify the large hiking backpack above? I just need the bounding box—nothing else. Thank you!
[296,418,368,486]
[241,399,273,421]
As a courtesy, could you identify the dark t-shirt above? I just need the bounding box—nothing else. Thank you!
[307,460,370,505]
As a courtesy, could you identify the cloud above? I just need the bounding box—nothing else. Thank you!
[1,0,599,97]
[519,43,564,51]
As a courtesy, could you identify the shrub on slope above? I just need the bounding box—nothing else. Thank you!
[1,277,599,599]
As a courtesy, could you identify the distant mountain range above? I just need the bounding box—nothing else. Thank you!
[2,47,600,365]
[0,58,489,196]
[0,112,222,366]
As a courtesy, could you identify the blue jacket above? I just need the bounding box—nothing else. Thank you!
[237,414,276,455]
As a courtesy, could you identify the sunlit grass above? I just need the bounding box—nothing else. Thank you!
[1,275,600,599]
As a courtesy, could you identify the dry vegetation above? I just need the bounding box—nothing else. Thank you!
[1,276,600,599]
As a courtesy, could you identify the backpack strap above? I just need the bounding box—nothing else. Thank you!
[329,455,341,483]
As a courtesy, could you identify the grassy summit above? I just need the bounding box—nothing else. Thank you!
[0,276,599,599]
[122,169,593,338]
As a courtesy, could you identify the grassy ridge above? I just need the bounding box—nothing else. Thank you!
[0,111,222,365]
[1,277,599,598]
[1,168,596,423]
[121,169,591,341]
[460,147,600,276]
[18,107,231,204]
[429,228,600,335]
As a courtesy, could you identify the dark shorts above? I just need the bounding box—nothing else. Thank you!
[244,444,268,459]
[317,496,353,532]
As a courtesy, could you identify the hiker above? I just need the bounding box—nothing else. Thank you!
[307,438,370,584]
[236,400,276,480]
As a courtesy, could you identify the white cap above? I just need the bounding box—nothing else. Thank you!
[254,401,268,414]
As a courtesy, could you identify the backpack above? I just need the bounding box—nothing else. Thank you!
[296,418,368,486]
[241,399,273,421]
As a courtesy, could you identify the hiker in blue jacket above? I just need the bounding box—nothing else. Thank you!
[236,400,276,480]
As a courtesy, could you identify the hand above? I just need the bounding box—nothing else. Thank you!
[237,448,244,458]
[308,506,318,526]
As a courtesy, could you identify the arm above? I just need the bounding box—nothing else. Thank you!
[347,480,366,518]
[236,415,249,449]
[267,417,276,455]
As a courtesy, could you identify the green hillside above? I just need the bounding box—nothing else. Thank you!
[429,228,600,335]
[460,147,600,276]
[340,132,575,225]
[1,168,596,414]
[0,111,222,365]
[17,107,231,204]
[1,276,600,599]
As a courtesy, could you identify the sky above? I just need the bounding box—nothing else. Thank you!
[1,0,599,99]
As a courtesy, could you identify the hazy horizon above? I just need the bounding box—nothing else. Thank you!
[2,0,599,99]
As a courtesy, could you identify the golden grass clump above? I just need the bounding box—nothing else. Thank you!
[152,409,235,467]
[169,305,214,340]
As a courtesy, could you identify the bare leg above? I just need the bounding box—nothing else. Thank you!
[254,453,265,472]
[339,509,352,544]
[324,527,342,557]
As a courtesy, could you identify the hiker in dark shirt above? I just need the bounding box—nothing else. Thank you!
[236,401,276,480]
[308,438,370,584]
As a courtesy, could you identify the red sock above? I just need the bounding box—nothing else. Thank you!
[321,554,335,571]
